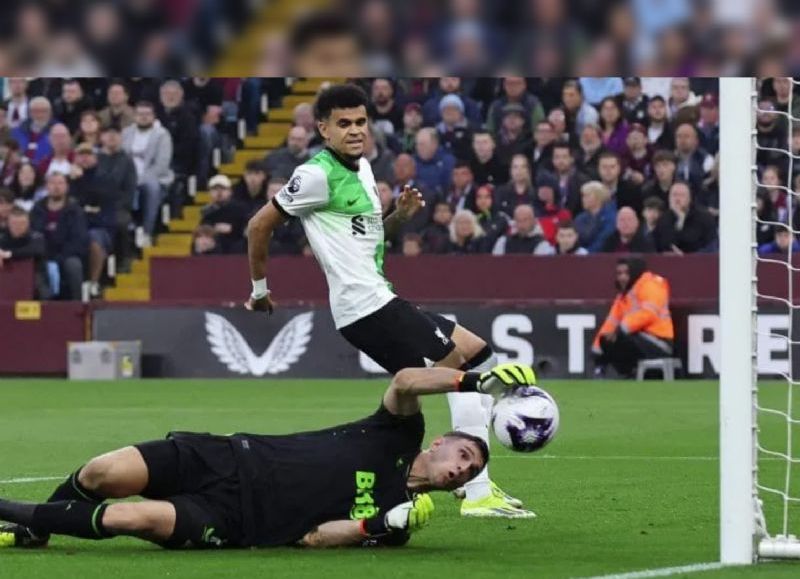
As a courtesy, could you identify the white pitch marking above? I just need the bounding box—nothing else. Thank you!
[578,561,729,579]
[0,476,63,484]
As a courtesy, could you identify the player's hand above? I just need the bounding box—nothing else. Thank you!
[385,494,434,533]
[477,363,537,398]
[395,185,425,221]
[245,293,275,314]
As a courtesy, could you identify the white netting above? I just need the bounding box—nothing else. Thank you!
[753,77,800,556]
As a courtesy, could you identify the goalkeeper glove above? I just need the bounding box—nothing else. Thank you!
[458,363,537,398]
[360,494,434,537]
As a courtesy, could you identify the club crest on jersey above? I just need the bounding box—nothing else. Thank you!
[204,312,313,376]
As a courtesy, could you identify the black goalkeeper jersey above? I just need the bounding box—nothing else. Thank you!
[229,404,424,547]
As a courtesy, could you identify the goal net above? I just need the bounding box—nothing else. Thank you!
[721,77,800,563]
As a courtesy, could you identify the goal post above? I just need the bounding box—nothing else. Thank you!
[719,76,757,565]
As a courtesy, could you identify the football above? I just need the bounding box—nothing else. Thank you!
[491,386,560,452]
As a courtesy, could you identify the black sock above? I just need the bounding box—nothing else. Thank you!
[46,468,103,504]
[29,501,112,540]
[461,345,494,371]
[0,498,37,526]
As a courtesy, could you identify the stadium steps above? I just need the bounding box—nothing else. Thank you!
[104,287,150,301]
[281,95,316,110]
[114,273,149,289]
[258,121,291,136]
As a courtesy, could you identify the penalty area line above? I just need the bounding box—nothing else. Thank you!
[578,562,729,579]
[0,476,63,485]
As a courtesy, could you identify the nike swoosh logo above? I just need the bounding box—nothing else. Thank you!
[347,198,359,206]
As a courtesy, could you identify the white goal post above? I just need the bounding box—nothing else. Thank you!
[721,76,800,563]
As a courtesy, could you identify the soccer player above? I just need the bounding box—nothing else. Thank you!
[0,364,535,550]
[245,84,531,518]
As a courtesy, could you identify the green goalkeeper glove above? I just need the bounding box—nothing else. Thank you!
[458,363,538,398]
[361,494,434,537]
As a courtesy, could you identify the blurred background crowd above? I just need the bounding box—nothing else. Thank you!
[0,1,800,77]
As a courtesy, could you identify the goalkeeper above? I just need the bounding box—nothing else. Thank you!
[0,364,534,550]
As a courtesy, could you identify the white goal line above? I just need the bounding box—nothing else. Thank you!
[577,561,729,579]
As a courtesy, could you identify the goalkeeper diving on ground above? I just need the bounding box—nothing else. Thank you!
[0,364,536,550]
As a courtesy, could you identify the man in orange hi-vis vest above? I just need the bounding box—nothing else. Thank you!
[591,257,674,377]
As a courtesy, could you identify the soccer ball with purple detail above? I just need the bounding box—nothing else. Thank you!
[491,386,559,452]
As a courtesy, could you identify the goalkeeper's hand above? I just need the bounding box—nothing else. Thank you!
[245,292,275,314]
[384,493,434,533]
[465,363,537,398]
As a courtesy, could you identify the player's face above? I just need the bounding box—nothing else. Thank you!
[318,106,368,159]
[426,437,484,490]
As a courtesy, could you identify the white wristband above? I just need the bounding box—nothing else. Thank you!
[251,278,269,299]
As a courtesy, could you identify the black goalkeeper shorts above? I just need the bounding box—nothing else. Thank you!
[339,297,457,374]
[135,434,244,549]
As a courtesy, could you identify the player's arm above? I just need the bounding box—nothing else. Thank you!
[245,201,286,312]
[383,185,424,242]
[298,494,434,548]
[383,365,538,416]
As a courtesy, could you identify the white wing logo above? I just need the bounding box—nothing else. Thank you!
[204,311,314,376]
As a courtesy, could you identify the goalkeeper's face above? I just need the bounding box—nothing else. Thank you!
[318,106,368,160]
[424,436,485,491]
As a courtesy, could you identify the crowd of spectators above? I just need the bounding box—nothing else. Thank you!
[0,77,240,299]
[192,76,723,260]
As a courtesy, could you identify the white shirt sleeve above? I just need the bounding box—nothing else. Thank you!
[274,164,329,217]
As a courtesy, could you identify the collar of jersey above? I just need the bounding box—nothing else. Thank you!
[324,146,360,172]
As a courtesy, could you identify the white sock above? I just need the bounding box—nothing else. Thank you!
[447,391,492,500]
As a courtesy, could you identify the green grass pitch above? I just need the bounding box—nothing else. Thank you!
[1,378,800,578]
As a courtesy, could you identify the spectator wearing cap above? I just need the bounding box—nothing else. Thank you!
[233,160,269,218]
[575,124,605,180]
[37,123,74,178]
[574,181,617,253]
[4,78,29,129]
[622,124,653,185]
[29,172,88,300]
[663,181,717,254]
[53,80,93,135]
[495,102,534,167]
[646,96,674,151]
[579,77,624,107]
[697,93,719,156]
[531,120,556,174]
[201,175,249,254]
[600,206,655,254]
[368,79,404,136]
[492,204,554,256]
[12,96,55,165]
[436,94,473,162]
[158,80,200,180]
[533,173,572,245]
[548,143,587,216]
[473,183,509,248]
[495,154,536,216]
[98,81,135,130]
[399,102,424,154]
[422,77,482,127]
[641,150,677,206]
[674,122,714,196]
[555,221,588,255]
[265,125,311,179]
[413,127,455,196]
[485,77,545,136]
[598,150,642,215]
[122,101,174,245]
[70,143,117,297]
[561,79,599,141]
[598,97,630,156]
[618,77,648,125]
[97,124,137,269]
[0,206,49,297]
[421,200,453,254]
[469,130,508,186]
